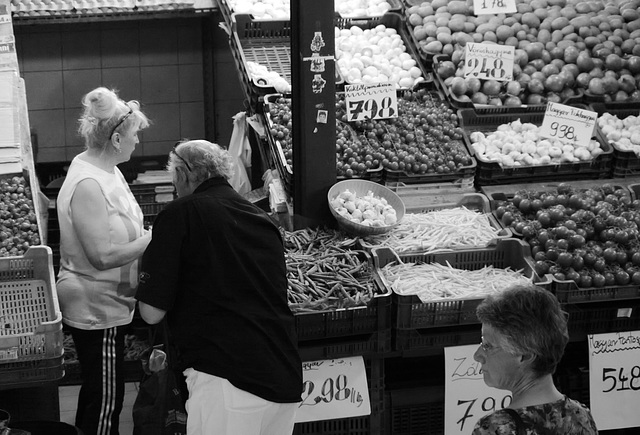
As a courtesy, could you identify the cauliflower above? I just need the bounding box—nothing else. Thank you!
[330,189,399,228]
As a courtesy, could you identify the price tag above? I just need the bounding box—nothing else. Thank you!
[295,356,371,423]
[464,43,515,82]
[473,0,517,14]
[444,344,512,434]
[344,82,398,122]
[540,102,598,147]
[588,331,640,430]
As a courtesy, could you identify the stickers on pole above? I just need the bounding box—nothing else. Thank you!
[473,0,517,14]
[444,344,512,434]
[295,356,371,423]
[540,102,598,147]
[588,330,640,430]
[344,82,398,122]
[464,43,515,82]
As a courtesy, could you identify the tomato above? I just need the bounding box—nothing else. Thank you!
[571,255,585,271]
[501,211,515,226]
[592,273,606,287]
[534,260,550,276]
[569,234,586,249]
[632,252,640,266]
[537,212,552,228]
[632,271,640,285]
[604,272,616,286]
[614,230,630,244]
[593,258,607,273]
[555,225,570,239]
[578,274,593,288]
[556,238,570,250]
[549,208,565,222]
[522,225,536,239]
[583,252,597,266]
[495,205,507,219]
[565,269,581,284]
[537,230,551,245]
[557,252,573,268]
[546,247,559,261]
[534,251,547,261]
[603,247,618,264]
[519,199,532,214]
[615,270,631,285]
[616,250,628,265]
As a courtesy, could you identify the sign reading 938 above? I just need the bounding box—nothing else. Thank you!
[444,345,512,434]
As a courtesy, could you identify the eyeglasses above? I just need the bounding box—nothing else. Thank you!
[109,105,133,138]
[479,337,500,353]
[171,146,192,172]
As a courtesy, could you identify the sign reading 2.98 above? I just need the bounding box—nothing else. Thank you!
[295,357,371,423]
[345,82,398,122]
[445,345,512,434]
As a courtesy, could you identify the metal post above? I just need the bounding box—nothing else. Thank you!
[291,0,336,229]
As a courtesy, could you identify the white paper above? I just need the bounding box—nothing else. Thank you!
[588,331,640,430]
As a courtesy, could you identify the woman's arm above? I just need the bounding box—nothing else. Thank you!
[71,178,151,270]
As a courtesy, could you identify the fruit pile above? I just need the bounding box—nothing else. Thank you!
[0,176,41,257]
[494,182,640,288]
[266,87,473,179]
[417,0,640,105]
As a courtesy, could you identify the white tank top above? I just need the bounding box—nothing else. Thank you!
[56,156,145,330]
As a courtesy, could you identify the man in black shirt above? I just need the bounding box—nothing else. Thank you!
[136,140,302,435]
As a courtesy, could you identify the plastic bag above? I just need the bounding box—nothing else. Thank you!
[228,112,252,195]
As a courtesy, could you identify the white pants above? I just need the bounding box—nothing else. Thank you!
[183,368,298,435]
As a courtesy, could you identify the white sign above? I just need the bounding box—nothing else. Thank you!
[295,356,371,423]
[344,82,398,122]
[540,102,598,147]
[588,331,640,430]
[444,344,512,434]
[473,0,517,14]
[464,43,515,82]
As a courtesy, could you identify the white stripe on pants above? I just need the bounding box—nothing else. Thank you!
[183,368,298,435]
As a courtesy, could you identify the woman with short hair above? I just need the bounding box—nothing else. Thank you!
[472,284,598,435]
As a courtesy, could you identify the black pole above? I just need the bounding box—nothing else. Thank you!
[291,0,336,229]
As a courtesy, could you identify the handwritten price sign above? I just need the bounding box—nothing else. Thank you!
[588,330,640,430]
[345,82,398,122]
[464,43,514,82]
[444,345,512,434]
[540,102,598,147]
[473,0,516,14]
[295,356,371,423]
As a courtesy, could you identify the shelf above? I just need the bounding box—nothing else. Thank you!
[11,5,216,25]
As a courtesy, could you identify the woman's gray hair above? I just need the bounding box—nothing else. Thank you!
[476,284,569,377]
[78,87,150,151]
[168,140,235,183]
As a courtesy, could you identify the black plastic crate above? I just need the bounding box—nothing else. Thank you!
[387,385,445,435]
[459,106,614,186]
[373,239,550,331]
[590,102,640,178]
[298,329,391,362]
[563,299,640,341]
[433,54,586,114]
[393,325,482,356]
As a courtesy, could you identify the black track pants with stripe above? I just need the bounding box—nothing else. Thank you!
[69,325,127,435]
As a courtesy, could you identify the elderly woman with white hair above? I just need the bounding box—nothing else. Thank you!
[135,140,302,435]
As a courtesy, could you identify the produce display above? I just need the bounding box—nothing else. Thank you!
[266,87,473,182]
[360,206,502,253]
[0,175,41,257]
[379,260,531,302]
[598,111,640,153]
[227,0,394,19]
[329,188,399,227]
[494,182,640,288]
[283,228,381,311]
[335,23,426,88]
[416,0,640,105]
[246,61,291,93]
[469,118,604,166]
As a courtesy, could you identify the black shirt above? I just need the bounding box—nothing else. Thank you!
[135,177,302,403]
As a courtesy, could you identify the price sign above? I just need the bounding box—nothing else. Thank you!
[295,356,371,423]
[588,331,640,430]
[464,43,515,82]
[344,82,398,122]
[444,344,512,434]
[540,102,597,147]
[473,0,517,15]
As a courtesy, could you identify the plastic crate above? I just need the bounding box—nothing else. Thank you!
[0,355,64,390]
[297,329,391,363]
[359,192,511,253]
[459,106,614,186]
[590,102,640,178]
[372,238,551,331]
[563,299,640,341]
[433,54,586,113]
[335,12,430,91]
[0,246,63,388]
[393,324,482,356]
[387,385,445,435]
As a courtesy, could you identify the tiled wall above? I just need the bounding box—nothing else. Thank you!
[14,14,244,166]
